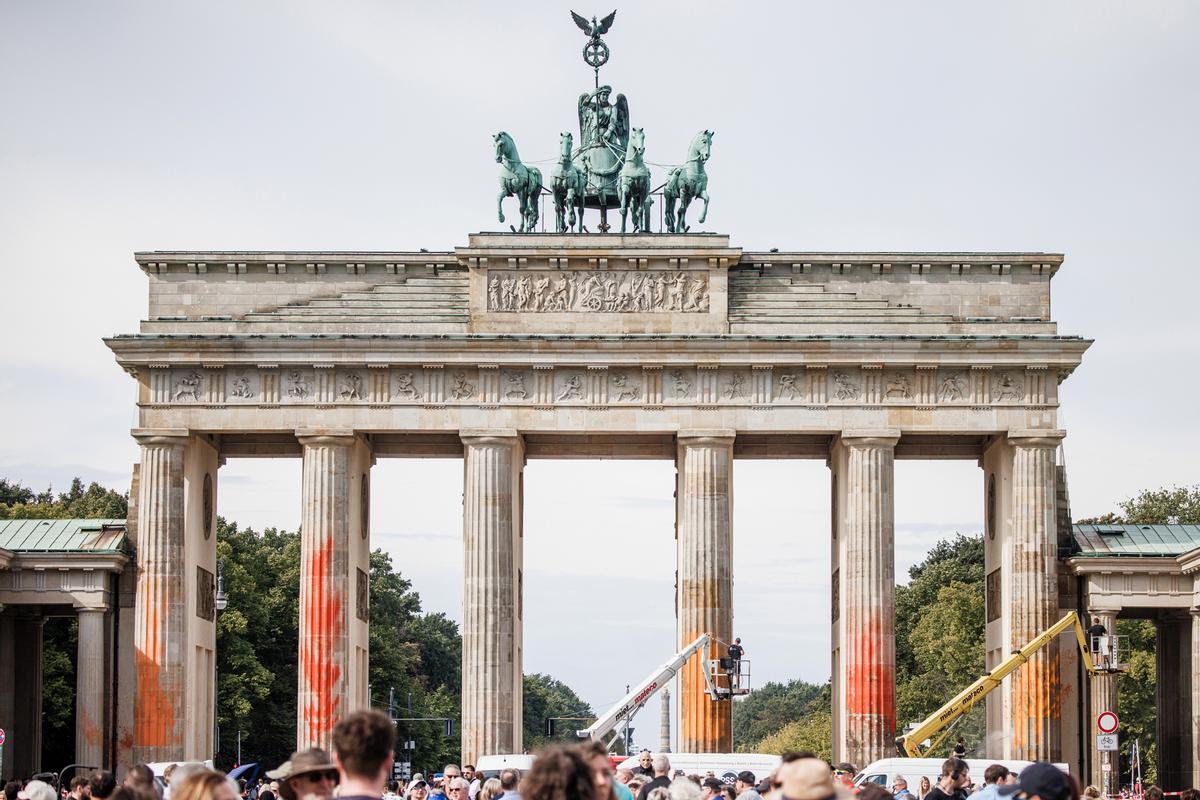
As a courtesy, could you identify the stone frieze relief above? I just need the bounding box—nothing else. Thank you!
[487,270,709,313]
[147,364,1052,408]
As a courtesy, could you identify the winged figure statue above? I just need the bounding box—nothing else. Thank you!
[571,10,616,39]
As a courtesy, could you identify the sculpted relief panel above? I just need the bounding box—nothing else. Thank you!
[487,270,709,313]
[149,364,1046,409]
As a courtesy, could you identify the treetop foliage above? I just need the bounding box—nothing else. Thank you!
[523,673,595,749]
[1077,484,1200,525]
[732,678,827,749]
[0,476,128,519]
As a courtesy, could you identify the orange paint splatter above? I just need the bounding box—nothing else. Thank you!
[80,706,102,747]
[134,573,178,748]
[1011,649,1060,754]
[845,614,895,726]
[300,532,346,743]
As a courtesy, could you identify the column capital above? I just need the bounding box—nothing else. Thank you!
[1087,608,1119,620]
[460,429,522,447]
[677,429,735,446]
[838,430,900,449]
[131,428,190,447]
[295,429,360,448]
[1008,429,1066,449]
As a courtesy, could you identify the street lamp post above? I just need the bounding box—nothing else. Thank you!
[215,560,228,762]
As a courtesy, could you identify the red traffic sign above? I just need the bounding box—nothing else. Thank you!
[0,727,6,746]
[1097,711,1119,734]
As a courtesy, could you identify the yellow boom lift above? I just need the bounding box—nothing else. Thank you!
[897,611,1125,757]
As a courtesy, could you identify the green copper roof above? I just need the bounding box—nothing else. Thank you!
[1071,524,1200,557]
[0,519,127,553]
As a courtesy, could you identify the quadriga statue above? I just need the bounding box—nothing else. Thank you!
[551,131,586,233]
[664,129,713,233]
[494,131,543,233]
[617,127,650,234]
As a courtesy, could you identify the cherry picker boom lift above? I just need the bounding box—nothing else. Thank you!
[577,633,749,750]
[897,611,1126,758]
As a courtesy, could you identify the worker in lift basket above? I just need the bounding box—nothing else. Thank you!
[727,638,745,689]
[1087,617,1109,666]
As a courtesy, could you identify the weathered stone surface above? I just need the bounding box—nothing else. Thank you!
[461,432,524,765]
[676,432,734,753]
[831,432,897,768]
[1007,431,1064,761]
[296,432,371,752]
[76,608,109,768]
[131,431,188,764]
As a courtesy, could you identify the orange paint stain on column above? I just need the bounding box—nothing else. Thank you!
[134,647,176,747]
[300,532,346,740]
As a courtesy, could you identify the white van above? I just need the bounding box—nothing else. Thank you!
[627,753,782,785]
[854,759,1067,790]
[475,754,537,779]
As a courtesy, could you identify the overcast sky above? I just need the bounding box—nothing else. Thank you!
[2,1,1198,754]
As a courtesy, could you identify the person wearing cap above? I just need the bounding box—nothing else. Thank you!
[19,782,57,800]
[700,780,724,800]
[406,781,429,800]
[776,758,837,800]
[996,765,1070,800]
[734,773,761,800]
[923,759,970,800]
[269,748,340,800]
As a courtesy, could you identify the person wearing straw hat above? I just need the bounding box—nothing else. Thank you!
[267,748,340,800]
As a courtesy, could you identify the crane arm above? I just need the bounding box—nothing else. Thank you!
[897,611,1098,757]
[577,634,711,743]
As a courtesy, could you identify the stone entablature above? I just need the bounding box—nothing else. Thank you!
[133,361,1061,411]
[1069,554,1200,612]
[0,552,128,610]
[132,235,1063,336]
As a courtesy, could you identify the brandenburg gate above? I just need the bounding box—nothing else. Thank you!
[105,233,1090,767]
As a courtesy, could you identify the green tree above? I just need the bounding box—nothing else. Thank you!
[754,710,833,762]
[1077,485,1200,525]
[896,580,986,751]
[42,618,78,770]
[0,476,127,519]
[732,678,826,749]
[894,534,984,689]
[522,673,594,748]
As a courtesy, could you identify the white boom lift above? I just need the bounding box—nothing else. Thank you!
[577,633,750,749]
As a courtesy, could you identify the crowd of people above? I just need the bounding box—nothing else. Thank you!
[841,757,1199,800]
[3,721,1196,800]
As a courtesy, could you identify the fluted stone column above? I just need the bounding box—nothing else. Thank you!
[1156,615,1194,791]
[831,432,897,768]
[76,608,110,769]
[132,430,187,763]
[297,431,372,752]
[676,431,733,753]
[12,614,44,776]
[1191,611,1200,790]
[461,431,524,766]
[0,614,14,780]
[1008,431,1064,761]
[1087,610,1118,792]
